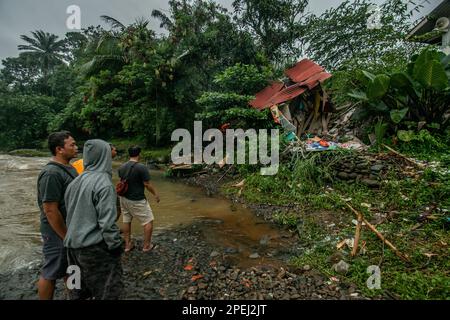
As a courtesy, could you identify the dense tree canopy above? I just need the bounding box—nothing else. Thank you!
[303,0,424,71]
[0,0,443,151]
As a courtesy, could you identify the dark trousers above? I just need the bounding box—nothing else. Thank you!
[67,242,123,300]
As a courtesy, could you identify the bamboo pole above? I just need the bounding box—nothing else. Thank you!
[352,212,363,257]
[345,202,410,262]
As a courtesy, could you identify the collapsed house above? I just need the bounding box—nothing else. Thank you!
[249,59,333,140]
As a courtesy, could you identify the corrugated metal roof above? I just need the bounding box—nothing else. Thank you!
[249,81,284,110]
[300,71,332,89]
[268,83,307,106]
[285,59,325,83]
[249,59,331,110]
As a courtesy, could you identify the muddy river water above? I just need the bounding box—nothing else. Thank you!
[0,155,290,273]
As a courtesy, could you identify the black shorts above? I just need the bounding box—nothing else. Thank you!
[41,233,68,280]
[67,242,123,300]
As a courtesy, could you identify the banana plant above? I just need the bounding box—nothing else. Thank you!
[348,48,450,135]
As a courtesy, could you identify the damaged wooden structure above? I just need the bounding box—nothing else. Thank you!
[249,59,332,139]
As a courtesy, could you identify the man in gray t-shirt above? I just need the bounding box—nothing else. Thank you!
[118,146,160,252]
[36,131,78,300]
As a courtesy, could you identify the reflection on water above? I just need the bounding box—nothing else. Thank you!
[0,155,288,272]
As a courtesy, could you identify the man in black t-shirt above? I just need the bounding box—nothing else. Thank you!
[118,146,160,252]
[37,131,78,299]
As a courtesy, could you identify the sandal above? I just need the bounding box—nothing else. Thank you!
[142,243,157,252]
[124,242,135,252]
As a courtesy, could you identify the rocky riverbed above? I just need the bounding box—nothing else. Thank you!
[0,169,369,300]
[0,219,364,300]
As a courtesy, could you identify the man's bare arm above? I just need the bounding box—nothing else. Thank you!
[143,181,160,203]
[42,202,67,239]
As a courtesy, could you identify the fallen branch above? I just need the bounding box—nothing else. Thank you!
[217,165,233,183]
[382,144,425,169]
[345,202,411,262]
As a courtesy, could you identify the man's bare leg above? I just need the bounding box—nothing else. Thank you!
[38,277,55,300]
[142,221,154,251]
[123,222,133,251]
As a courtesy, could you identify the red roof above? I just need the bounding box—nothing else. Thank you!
[249,59,331,110]
[268,83,307,106]
[285,59,324,83]
[249,81,284,110]
[300,71,332,89]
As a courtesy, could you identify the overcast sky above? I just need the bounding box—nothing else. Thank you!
[0,0,438,63]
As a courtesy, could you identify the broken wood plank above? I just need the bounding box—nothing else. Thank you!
[345,202,410,262]
[303,112,314,134]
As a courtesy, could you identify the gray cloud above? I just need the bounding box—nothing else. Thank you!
[0,0,439,64]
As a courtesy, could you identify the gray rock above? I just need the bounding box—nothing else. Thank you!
[348,172,358,179]
[337,172,349,180]
[333,260,350,274]
[361,179,380,187]
[249,253,260,259]
[277,269,286,279]
[259,235,271,246]
[187,286,197,294]
[303,265,311,271]
[371,164,384,172]
[355,163,368,169]
[210,251,220,258]
[224,247,238,254]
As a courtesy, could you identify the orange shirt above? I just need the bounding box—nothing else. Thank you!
[72,159,84,175]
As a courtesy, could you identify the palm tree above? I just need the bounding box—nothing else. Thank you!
[80,16,157,77]
[18,30,66,81]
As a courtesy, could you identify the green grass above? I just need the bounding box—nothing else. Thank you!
[224,145,450,299]
[107,138,172,162]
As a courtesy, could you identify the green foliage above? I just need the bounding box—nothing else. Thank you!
[367,74,390,100]
[1,54,43,92]
[213,63,272,95]
[18,30,66,83]
[273,211,299,228]
[390,108,408,124]
[196,92,254,111]
[374,119,388,149]
[0,90,54,150]
[196,63,274,129]
[232,0,309,65]
[349,48,450,135]
[196,107,274,130]
[398,129,449,161]
[304,0,423,71]
[140,148,172,162]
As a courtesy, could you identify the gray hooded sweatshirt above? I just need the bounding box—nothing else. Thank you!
[64,139,122,250]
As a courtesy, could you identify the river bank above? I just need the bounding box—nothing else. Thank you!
[0,221,364,300]
[0,154,367,300]
[178,151,449,300]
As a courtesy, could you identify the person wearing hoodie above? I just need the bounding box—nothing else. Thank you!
[64,139,123,300]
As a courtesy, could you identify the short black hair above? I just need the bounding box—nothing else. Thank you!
[48,131,72,156]
[128,146,141,157]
